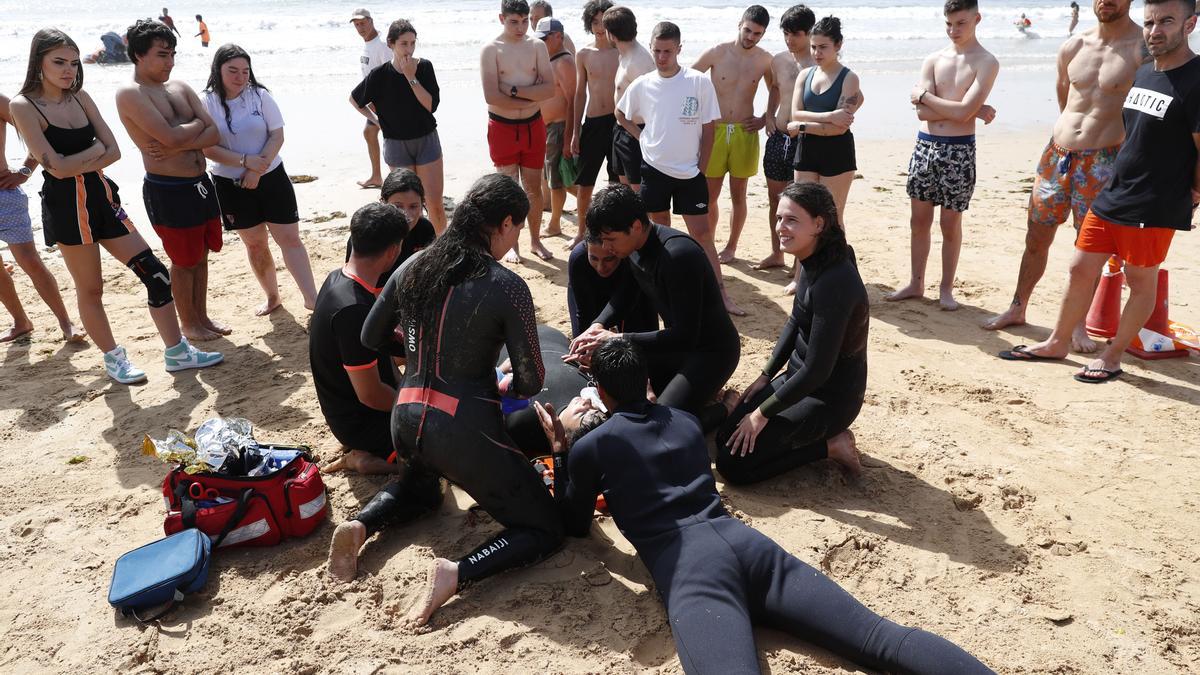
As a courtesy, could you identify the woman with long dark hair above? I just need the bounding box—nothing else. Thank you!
[718,182,867,484]
[328,174,562,628]
[201,44,317,315]
[9,28,221,383]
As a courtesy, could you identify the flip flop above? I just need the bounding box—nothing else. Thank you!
[1073,366,1123,384]
[997,345,1062,361]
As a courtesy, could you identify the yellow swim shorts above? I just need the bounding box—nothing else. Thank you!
[705,123,760,180]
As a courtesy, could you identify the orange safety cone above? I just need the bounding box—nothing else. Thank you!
[1127,269,1189,360]
[1085,257,1123,339]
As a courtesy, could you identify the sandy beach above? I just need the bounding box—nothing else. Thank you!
[1,120,1199,673]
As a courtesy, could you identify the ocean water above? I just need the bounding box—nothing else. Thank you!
[0,1,1172,218]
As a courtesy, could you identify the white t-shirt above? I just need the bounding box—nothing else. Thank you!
[617,67,721,179]
[203,88,285,180]
[361,36,392,77]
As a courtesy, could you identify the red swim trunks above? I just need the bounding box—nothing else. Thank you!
[1075,210,1175,268]
[487,111,546,171]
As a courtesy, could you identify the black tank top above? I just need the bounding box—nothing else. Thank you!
[27,96,95,156]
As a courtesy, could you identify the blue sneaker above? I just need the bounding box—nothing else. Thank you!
[103,346,147,384]
[164,338,223,372]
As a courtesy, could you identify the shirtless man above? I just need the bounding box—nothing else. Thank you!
[692,5,774,265]
[530,1,576,54]
[116,19,229,341]
[606,6,655,193]
[983,0,1145,352]
[756,5,815,271]
[481,0,557,262]
[537,18,578,237]
[886,0,999,311]
[565,0,618,250]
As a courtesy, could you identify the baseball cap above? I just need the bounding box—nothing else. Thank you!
[349,8,372,22]
[534,17,564,39]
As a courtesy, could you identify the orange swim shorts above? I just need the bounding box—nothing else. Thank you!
[1075,210,1175,268]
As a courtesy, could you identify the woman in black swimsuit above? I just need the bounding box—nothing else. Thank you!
[10,29,221,384]
[328,175,564,627]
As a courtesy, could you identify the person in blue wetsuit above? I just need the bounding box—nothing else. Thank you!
[539,337,994,675]
[719,181,867,484]
[569,184,739,431]
[327,175,563,630]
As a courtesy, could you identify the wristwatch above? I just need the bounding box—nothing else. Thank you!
[510,85,518,98]
[17,166,33,177]
[797,123,807,135]
[409,78,419,86]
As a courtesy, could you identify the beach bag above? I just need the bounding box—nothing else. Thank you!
[162,451,328,548]
[108,528,213,622]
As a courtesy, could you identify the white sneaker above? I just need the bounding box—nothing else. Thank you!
[164,338,224,372]
[103,346,147,384]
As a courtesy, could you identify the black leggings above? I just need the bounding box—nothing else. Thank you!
[648,517,994,675]
[715,374,862,485]
[650,346,739,433]
[356,401,563,586]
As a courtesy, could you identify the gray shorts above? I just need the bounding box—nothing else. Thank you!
[0,187,34,245]
[544,121,567,189]
[383,130,442,168]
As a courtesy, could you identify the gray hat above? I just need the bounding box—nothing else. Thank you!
[534,17,564,39]
[349,8,372,22]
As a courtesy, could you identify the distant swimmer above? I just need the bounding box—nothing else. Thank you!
[999,0,1200,384]
[480,0,558,262]
[1016,13,1033,33]
[984,0,1145,351]
[757,4,815,272]
[565,0,619,250]
[887,0,999,311]
[195,14,210,48]
[0,93,85,344]
[10,28,221,382]
[116,19,230,342]
[692,5,774,266]
[349,8,391,190]
[161,8,181,37]
[1070,2,1080,34]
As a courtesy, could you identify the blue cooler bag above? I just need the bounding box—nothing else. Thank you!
[109,528,212,622]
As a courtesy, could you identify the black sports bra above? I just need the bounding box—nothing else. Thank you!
[27,96,96,156]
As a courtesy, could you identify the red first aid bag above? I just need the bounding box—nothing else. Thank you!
[162,451,328,548]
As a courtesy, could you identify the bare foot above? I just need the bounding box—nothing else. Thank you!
[982,305,1025,331]
[543,222,562,237]
[783,280,798,296]
[723,294,748,317]
[182,325,222,342]
[717,247,737,265]
[531,241,555,261]
[938,289,960,312]
[826,429,862,477]
[1071,323,1099,354]
[255,297,282,317]
[405,558,459,628]
[203,318,233,335]
[60,323,88,343]
[884,283,925,302]
[503,248,521,264]
[357,178,382,189]
[0,324,34,343]
[563,236,583,252]
[328,521,368,583]
[752,252,786,270]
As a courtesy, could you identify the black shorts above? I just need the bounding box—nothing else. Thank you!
[762,131,795,183]
[40,171,135,247]
[639,163,709,216]
[576,114,618,187]
[143,173,222,229]
[612,124,644,184]
[793,131,857,177]
[331,410,394,460]
[212,163,300,231]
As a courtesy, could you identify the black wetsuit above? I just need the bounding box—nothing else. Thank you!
[358,253,563,585]
[555,403,993,675]
[566,242,658,338]
[500,325,591,458]
[594,225,739,430]
[343,216,437,285]
[717,251,868,485]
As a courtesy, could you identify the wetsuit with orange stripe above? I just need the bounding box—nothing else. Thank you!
[28,96,134,247]
[357,252,564,585]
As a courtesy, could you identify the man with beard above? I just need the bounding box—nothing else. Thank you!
[692,5,774,274]
[985,0,1146,352]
